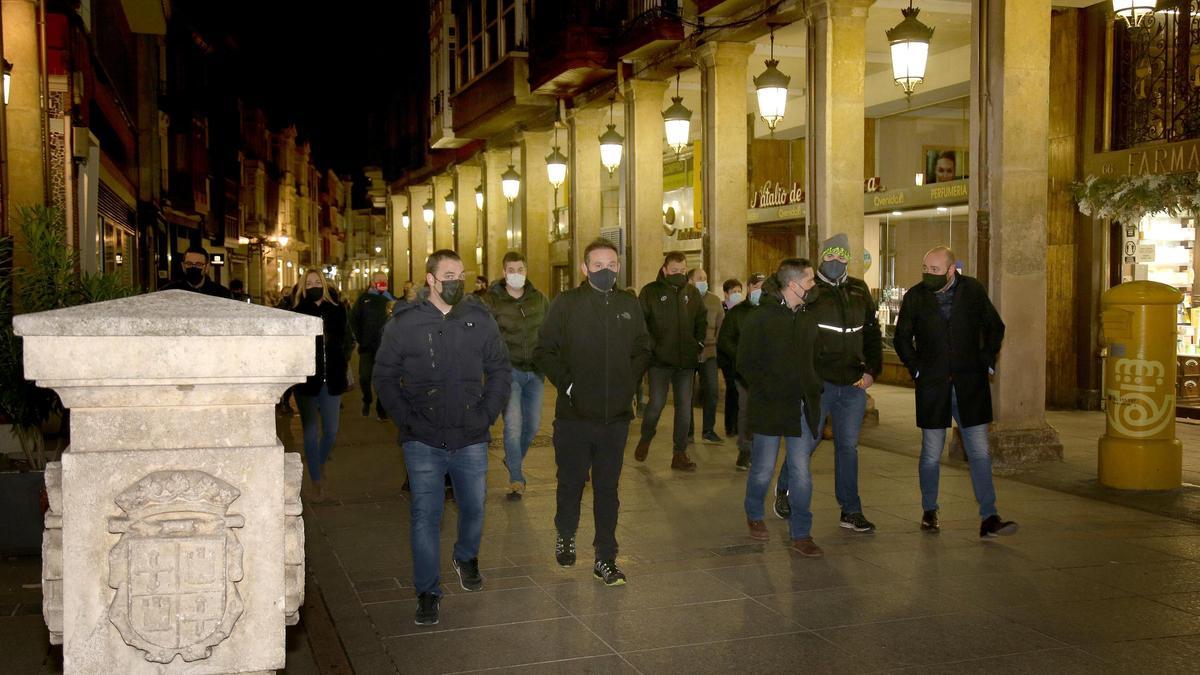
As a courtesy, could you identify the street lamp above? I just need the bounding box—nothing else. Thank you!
[277,235,289,247]
[2,60,11,105]
[546,129,567,189]
[444,190,456,217]
[887,1,935,98]
[754,26,790,133]
[501,164,521,202]
[374,245,382,254]
[1112,0,1158,26]
[401,210,410,229]
[598,97,623,175]
[422,196,435,225]
[663,67,692,156]
[475,184,484,210]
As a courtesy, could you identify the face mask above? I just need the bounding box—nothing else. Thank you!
[922,272,949,292]
[819,260,847,282]
[665,273,687,288]
[305,287,323,303]
[184,267,204,286]
[695,281,709,295]
[506,273,526,289]
[588,268,617,292]
[802,284,820,304]
[438,279,465,305]
[728,292,744,306]
[373,282,388,293]
[749,288,763,305]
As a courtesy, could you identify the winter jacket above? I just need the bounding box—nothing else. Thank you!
[717,300,758,376]
[291,297,354,396]
[373,293,511,450]
[699,292,724,362]
[351,290,393,354]
[638,271,706,369]
[482,280,549,373]
[809,276,882,386]
[535,281,652,424]
[736,286,822,438]
[162,277,232,299]
[893,274,1005,429]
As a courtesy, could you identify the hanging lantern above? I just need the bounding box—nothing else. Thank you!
[546,144,567,189]
[2,60,11,105]
[886,1,935,98]
[444,189,456,217]
[401,210,410,229]
[663,67,692,155]
[754,27,790,132]
[501,164,521,202]
[475,184,484,210]
[1112,0,1158,26]
[422,196,435,225]
[598,97,623,175]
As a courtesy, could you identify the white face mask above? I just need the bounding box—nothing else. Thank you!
[505,273,526,289]
[728,292,744,306]
[695,281,709,296]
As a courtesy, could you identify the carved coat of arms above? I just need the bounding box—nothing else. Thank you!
[107,471,245,664]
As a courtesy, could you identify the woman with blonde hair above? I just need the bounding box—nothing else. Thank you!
[290,269,354,500]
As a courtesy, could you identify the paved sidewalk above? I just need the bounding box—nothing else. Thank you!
[296,379,1200,674]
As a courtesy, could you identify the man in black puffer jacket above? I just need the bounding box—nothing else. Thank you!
[535,238,651,586]
[634,251,706,471]
[351,272,395,420]
[374,250,512,627]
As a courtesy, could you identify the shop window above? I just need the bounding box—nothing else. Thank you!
[1111,2,1200,149]
[454,0,526,91]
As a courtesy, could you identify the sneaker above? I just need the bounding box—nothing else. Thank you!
[839,512,876,533]
[634,438,651,462]
[507,482,524,501]
[980,515,1019,538]
[702,431,723,444]
[555,534,577,567]
[735,451,751,471]
[361,402,371,417]
[593,559,627,586]
[921,510,940,532]
[747,519,770,541]
[773,493,791,519]
[452,558,483,591]
[671,453,698,471]
[414,592,440,626]
[791,538,824,558]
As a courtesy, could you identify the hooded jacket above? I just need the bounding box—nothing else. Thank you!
[482,279,549,372]
[638,270,707,369]
[373,290,512,450]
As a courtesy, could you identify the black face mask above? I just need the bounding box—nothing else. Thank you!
[184,267,204,286]
[305,287,324,303]
[438,279,465,306]
[802,284,820,304]
[665,273,687,288]
[588,268,617,292]
[819,260,847,282]
[922,272,949,292]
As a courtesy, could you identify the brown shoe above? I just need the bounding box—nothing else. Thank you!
[634,438,651,462]
[671,453,697,471]
[791,538,824,558]
[747,519,770,541]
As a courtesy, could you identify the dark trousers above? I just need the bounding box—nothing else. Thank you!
[554,418,629,561]
[721,364,738,435]
[640,366,694,454]
[688,357,720,437]
[359,350,383,415]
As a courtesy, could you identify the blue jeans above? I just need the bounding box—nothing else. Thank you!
[919,387,998,519]
[403,441,488,596]
[296,384,341,483]
[503,368,544,484]
[821,382,867,515]
[745,421,820,540]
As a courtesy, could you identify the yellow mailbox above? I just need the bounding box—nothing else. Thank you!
[1098,280,1183,490]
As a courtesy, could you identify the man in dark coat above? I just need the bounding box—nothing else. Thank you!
[374,250,512,626]
[894,246,1018,539]
[161,246,232,298]
[737,259,825,558]
[717,272,765,471]
[634,251,707,471]
[351,272,395,420]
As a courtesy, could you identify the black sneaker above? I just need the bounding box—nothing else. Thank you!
[414,592,440,626]
[921,510,940,532]
[452,558,483,591]
[773,493,791,519]
[735,451,751,471]
[980,515,1019,538]
[593,559,627,586]
[839,512,876,533]
[702,431,723,444]
[555,534,577,567]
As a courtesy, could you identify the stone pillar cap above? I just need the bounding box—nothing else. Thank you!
[13,290,322,337]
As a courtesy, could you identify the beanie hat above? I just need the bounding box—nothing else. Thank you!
[820,233,850,261]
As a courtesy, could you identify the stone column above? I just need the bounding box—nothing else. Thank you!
[519,130,552,292]
[14,292,318,674]
[624,78,669,288]
[698,42,755,286]
[806,0,873,276]
[455,163,483,287]
[569,107,606,277]
[433,173,455,252]
[483,148,512,280]
[390,191,412,285]
[409,184,433,279]
[966,0,1063,464]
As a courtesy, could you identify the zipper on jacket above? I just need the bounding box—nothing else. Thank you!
[604,292,610,423]
[427,332,437,370]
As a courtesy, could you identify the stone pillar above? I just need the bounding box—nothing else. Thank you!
[409,184,433,279]
[624,78,669,288]
[569,107,606,279]
[806,0,873,276]
[966,0,1063,464]
[519,130,552,292]
[698,42,754,286]
[14,291,318,674]
[483,148,512,280]
[455,164,482,287]
[433,173,454,252]
[390,192,412,285]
